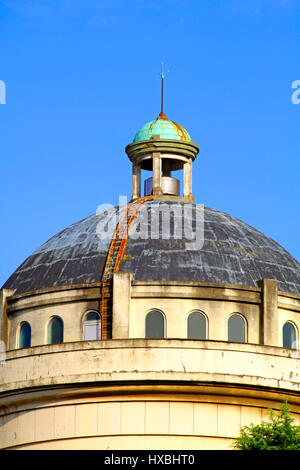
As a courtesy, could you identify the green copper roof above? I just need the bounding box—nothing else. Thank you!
[133,112,191,143]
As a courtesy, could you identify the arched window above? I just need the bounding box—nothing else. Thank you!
[83,311,101,340]
[228,314,246,343]
[283,322,296,349]
[48,316,64,344]
[19,322,31,348]
[145,310,165,338]
[187,311,207,339]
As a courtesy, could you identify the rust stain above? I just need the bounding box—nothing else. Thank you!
[100,196,153,339]
[158,112,167,120]
[170,120,190,141]
[148,113,165,135]
[148,112,189,141]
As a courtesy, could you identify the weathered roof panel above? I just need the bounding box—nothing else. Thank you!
[3,201,300,295]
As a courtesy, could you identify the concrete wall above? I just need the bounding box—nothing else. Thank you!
[6,285,101,348]
[113,276,300,347]
[4,279,300,350]
[0,339,300,449]
[2,339,300,394]
[2,399,300,450]
[1,278,300,450]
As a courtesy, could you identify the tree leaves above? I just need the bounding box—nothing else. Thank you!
[234,402,300,450]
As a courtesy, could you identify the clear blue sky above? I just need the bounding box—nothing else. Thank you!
[0,0,299,287]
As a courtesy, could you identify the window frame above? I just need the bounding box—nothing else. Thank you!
[186,310,207,340]
[282,321,297,349]
[82,310,102,341]
[227,313,247,343]
[18,321,31,349]
[145,309,166,339]
[47,316,64,345]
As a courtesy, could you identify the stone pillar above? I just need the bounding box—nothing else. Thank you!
[152,152,163,196]
[131,163,141,200]
[112,272,132,339]
[0,289,14,350]
[258,279,278,347]
[183,159,193,199]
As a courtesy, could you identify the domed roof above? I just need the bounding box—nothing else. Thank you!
[3,201,300,296]
[133,112,191,143]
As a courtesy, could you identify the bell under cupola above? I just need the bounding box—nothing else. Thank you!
[125,67,199,202]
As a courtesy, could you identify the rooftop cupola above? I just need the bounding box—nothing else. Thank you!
[125,66,199,202]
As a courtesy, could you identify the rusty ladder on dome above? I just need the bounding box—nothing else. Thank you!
[100,196,153,339]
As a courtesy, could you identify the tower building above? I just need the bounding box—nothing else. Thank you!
[0,99,300,449]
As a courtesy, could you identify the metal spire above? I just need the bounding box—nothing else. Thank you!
[160,62,169,115]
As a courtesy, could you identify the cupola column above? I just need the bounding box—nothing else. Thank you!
[131,162,141,200]
[183,159,193,199]
[152,152,163,196]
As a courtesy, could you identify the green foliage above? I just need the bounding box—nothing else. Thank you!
[234,402,300,450]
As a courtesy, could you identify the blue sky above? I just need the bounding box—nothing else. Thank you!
[0,0,299,286]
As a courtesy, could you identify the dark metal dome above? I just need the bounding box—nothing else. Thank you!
[3,201,300,295]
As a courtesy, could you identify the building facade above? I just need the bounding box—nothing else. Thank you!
[1,112,300,449]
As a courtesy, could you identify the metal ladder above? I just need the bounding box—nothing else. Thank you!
[100,197,153,339]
